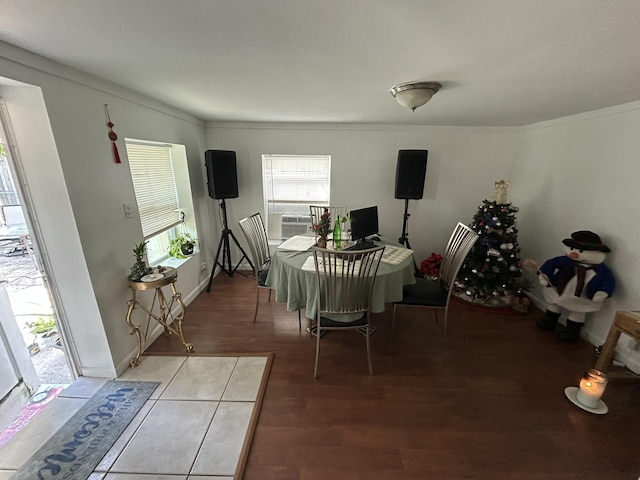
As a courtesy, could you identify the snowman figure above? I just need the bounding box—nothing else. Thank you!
[536,230,615,342]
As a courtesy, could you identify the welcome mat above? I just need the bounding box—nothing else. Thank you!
[0,384,67,449]
[11,380,158,480]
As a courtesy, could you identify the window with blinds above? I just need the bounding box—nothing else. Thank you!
[262,154,331,240]
[126,142,182,239]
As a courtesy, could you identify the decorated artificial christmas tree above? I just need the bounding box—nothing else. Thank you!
[454,180,530,312]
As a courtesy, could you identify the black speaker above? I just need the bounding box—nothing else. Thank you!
[394,150,428,199]
[205,150,239,199]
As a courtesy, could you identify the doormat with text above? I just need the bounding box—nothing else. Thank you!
[10,380,158,480]
[0,384,68,449]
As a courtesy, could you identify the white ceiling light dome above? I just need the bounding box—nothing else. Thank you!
[389,81,442,111]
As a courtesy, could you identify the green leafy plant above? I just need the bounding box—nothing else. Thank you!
[133,240,148,263]
[168,233,197,259]
[27,316,56,334]
[131,240,151,280]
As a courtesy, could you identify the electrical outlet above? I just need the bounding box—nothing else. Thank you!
[200,262,207,272]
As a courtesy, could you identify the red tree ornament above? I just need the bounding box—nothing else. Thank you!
[104,104,121,164]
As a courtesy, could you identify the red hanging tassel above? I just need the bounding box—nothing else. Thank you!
[112,142,121,164]
[104,104,121,164]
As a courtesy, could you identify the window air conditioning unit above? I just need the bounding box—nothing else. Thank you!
[281,214,312,240]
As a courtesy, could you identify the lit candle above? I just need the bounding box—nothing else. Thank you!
[575,369,608,408]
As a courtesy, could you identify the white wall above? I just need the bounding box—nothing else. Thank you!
[206,123,521,264]
[513,102,640,372]
[0,42,215,376]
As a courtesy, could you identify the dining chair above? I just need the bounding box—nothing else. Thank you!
[311,245,385,378]
[238,213,273,323]
[239,212,303,327]
[309,205,348,229]
[392,222,479,342]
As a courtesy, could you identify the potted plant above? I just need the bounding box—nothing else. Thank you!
[28,316,56,335]
[311,209,331,248]
[27,315,60,348]
[131,240,151,280]
[311,210,350,248]
[168,232,197,259]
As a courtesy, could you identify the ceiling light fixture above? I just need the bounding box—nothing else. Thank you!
[389,81,441,112]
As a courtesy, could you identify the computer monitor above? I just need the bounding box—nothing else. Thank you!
[349,206,379,243]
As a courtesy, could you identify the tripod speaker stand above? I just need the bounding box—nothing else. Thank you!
[206,199,254,292]
[398,198,412,249]
[398,198,420,275]
[395,149,428,275]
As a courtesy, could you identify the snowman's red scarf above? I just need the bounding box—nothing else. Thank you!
[555,261,593,297]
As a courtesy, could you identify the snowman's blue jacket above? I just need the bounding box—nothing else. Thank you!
[540,255,616,299]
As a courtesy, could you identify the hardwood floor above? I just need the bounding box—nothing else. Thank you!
[147,271,640,479]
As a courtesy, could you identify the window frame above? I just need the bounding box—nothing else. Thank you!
[125,138,198,265]
[262,154,331,241]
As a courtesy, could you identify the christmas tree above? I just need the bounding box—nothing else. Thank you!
[454,180,530,312]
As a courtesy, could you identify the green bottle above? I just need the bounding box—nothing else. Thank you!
[333,218,342,250]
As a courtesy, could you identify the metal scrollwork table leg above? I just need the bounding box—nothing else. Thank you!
[126,268,195,368]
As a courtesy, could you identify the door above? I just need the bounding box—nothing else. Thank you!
[0,282,41,432]
[0,99,75,425]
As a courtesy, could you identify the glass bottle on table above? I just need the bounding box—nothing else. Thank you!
[333,218,342,250]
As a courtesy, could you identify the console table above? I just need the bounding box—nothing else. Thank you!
[595,310,640,372]
[126,267,194,367]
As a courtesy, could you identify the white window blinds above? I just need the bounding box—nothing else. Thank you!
[262,154,331,206]
[126,142,181,239]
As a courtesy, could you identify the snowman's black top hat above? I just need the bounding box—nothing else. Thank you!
[562,230,611,253]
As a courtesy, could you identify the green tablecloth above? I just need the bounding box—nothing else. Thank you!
[265,237,416,319]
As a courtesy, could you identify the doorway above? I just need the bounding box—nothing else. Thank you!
[0,97,75,435]
[0,107,73,384]
[0,213,73,385]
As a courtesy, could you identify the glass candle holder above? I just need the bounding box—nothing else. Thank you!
[575,369,608,408]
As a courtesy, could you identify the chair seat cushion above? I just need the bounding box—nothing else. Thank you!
[257,267,269,287]
[319,314,367,328]
[397,278,447,307]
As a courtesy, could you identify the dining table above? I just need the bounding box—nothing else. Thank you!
[265,234,417,322]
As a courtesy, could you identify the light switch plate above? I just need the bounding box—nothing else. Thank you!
[123,203,135,219]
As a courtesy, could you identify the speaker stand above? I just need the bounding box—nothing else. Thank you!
[206,199,254,292]
[398,198,420,275]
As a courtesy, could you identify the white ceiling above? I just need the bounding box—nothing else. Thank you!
[1,0,639,126]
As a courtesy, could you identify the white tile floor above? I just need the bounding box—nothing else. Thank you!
[0,355,269,479]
